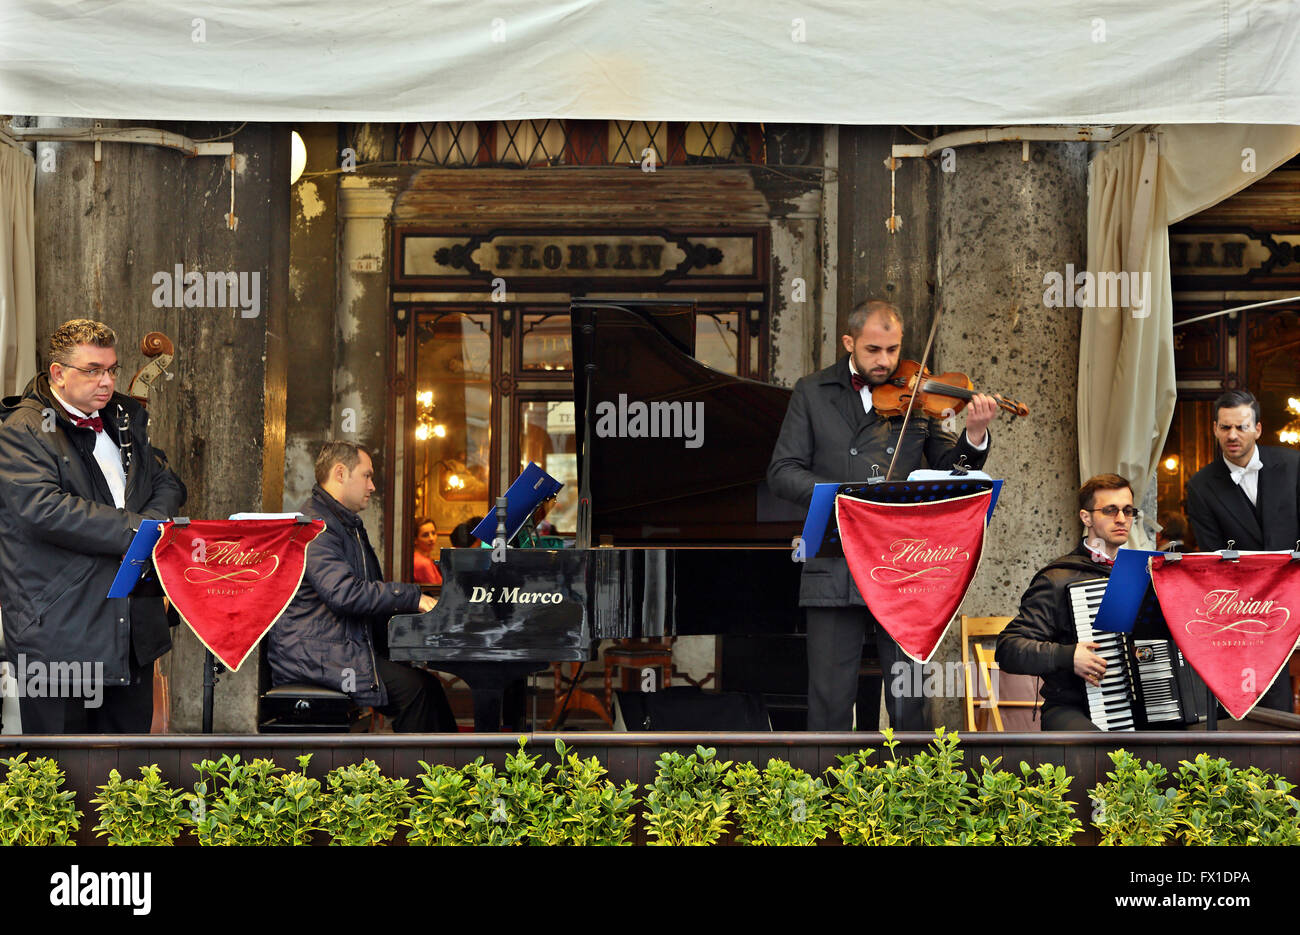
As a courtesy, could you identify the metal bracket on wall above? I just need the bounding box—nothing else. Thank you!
[881,125,1118,238]
[888,125,1117,163]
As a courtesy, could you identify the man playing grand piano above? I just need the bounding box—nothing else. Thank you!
[267,442,456,731]
[768,299,998,731]
[994,474,1135,731]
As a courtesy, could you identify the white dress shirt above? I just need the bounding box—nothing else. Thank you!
[1224,447,1263,507]
[52,388,127,509]
[848,357,989,451]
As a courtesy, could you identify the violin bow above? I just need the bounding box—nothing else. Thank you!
[884,304,943,482]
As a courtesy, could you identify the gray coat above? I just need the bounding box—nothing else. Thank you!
[0,374,186,684]
[266,485,423,706]
[767,357,989,607]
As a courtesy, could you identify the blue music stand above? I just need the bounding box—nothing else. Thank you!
[1094,548,1220,729]
[1092,549,1164,634]
[799,476,1002,560]
[107,519,164,597]
[471,462,563,546]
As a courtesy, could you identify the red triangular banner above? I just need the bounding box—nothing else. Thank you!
[152,518,326,671]
[1149,553,1300,720]
[835,489,991,663]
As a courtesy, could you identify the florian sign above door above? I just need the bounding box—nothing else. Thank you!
[394,230,765,289]
[1169,232,1300,288]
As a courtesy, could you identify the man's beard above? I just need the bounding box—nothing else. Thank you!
[856,355,895,386]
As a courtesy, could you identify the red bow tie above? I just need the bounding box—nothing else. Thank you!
[74,415,103,432]
[850,371,867,392]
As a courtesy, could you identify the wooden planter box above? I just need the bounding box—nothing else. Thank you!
[5,729,1300,845]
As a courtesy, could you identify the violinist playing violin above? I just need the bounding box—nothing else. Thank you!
[768,299,999,731]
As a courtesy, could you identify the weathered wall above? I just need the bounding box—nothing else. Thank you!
[837,127,939,360]
[757,125,828,387]
[284,123,340,513]
[27,117,288,732]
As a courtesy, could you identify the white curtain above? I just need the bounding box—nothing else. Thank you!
[0,0,1297,124]
[1078,125,1300,546]
[0,143,36,399]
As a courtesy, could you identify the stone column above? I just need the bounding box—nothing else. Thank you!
[930,141,1089,729]
[336,178,398,562]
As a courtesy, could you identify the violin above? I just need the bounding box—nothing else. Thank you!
[872,359,1029,421]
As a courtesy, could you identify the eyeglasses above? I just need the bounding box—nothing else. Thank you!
[1089,505,1140,518]
[62,363,122,379]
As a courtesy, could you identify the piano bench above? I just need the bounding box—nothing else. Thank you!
[259,683,359,733]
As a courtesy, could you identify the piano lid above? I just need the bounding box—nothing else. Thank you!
[572,299,802,545]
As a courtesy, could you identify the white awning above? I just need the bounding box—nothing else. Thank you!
[1,0,1297,124]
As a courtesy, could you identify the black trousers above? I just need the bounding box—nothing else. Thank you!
[1040,703,1100,732]
[15,659,153,734]
[806,606,928,731]
[374,658,457,732]
[1257,676,1293,715]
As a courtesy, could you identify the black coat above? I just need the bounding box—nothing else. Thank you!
[266,485,423,706]
[0,374,186,684]
[994,543,1111,713]
[766,356,989,606]
[1184,445,1300,552]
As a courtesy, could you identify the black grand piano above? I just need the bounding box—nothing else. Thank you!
[389,299,806,729]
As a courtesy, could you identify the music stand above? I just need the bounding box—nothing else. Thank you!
[800,475,1002,560]
[799,474,1002,728]
[470,462,563,547]
[108,520,165,598]
[1095,548,1216,729]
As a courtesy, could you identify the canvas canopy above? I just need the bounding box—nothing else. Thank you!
[1,0,1297,124]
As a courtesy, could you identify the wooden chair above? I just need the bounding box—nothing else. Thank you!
[547,662,613,729]
[603,638,674,715]
[961,615,1037,731]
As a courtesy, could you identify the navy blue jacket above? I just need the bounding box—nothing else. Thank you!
[267,485,422,706]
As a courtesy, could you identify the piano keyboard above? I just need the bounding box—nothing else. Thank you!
[1068,578,1136,732]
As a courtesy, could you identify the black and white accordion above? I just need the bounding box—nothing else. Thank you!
[1066,578,1204,731]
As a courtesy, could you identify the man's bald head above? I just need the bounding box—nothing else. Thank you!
[845,300,903,338]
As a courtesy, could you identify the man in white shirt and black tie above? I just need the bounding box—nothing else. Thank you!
[1185,388,1300,713]
[0,319,185,733]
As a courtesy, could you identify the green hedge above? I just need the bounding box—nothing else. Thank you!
[1,731,1297,845]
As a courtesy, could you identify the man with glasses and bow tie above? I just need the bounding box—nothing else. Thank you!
[0,319,185,733]
[995,474,1138,731]
[1185,389,1300,713]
